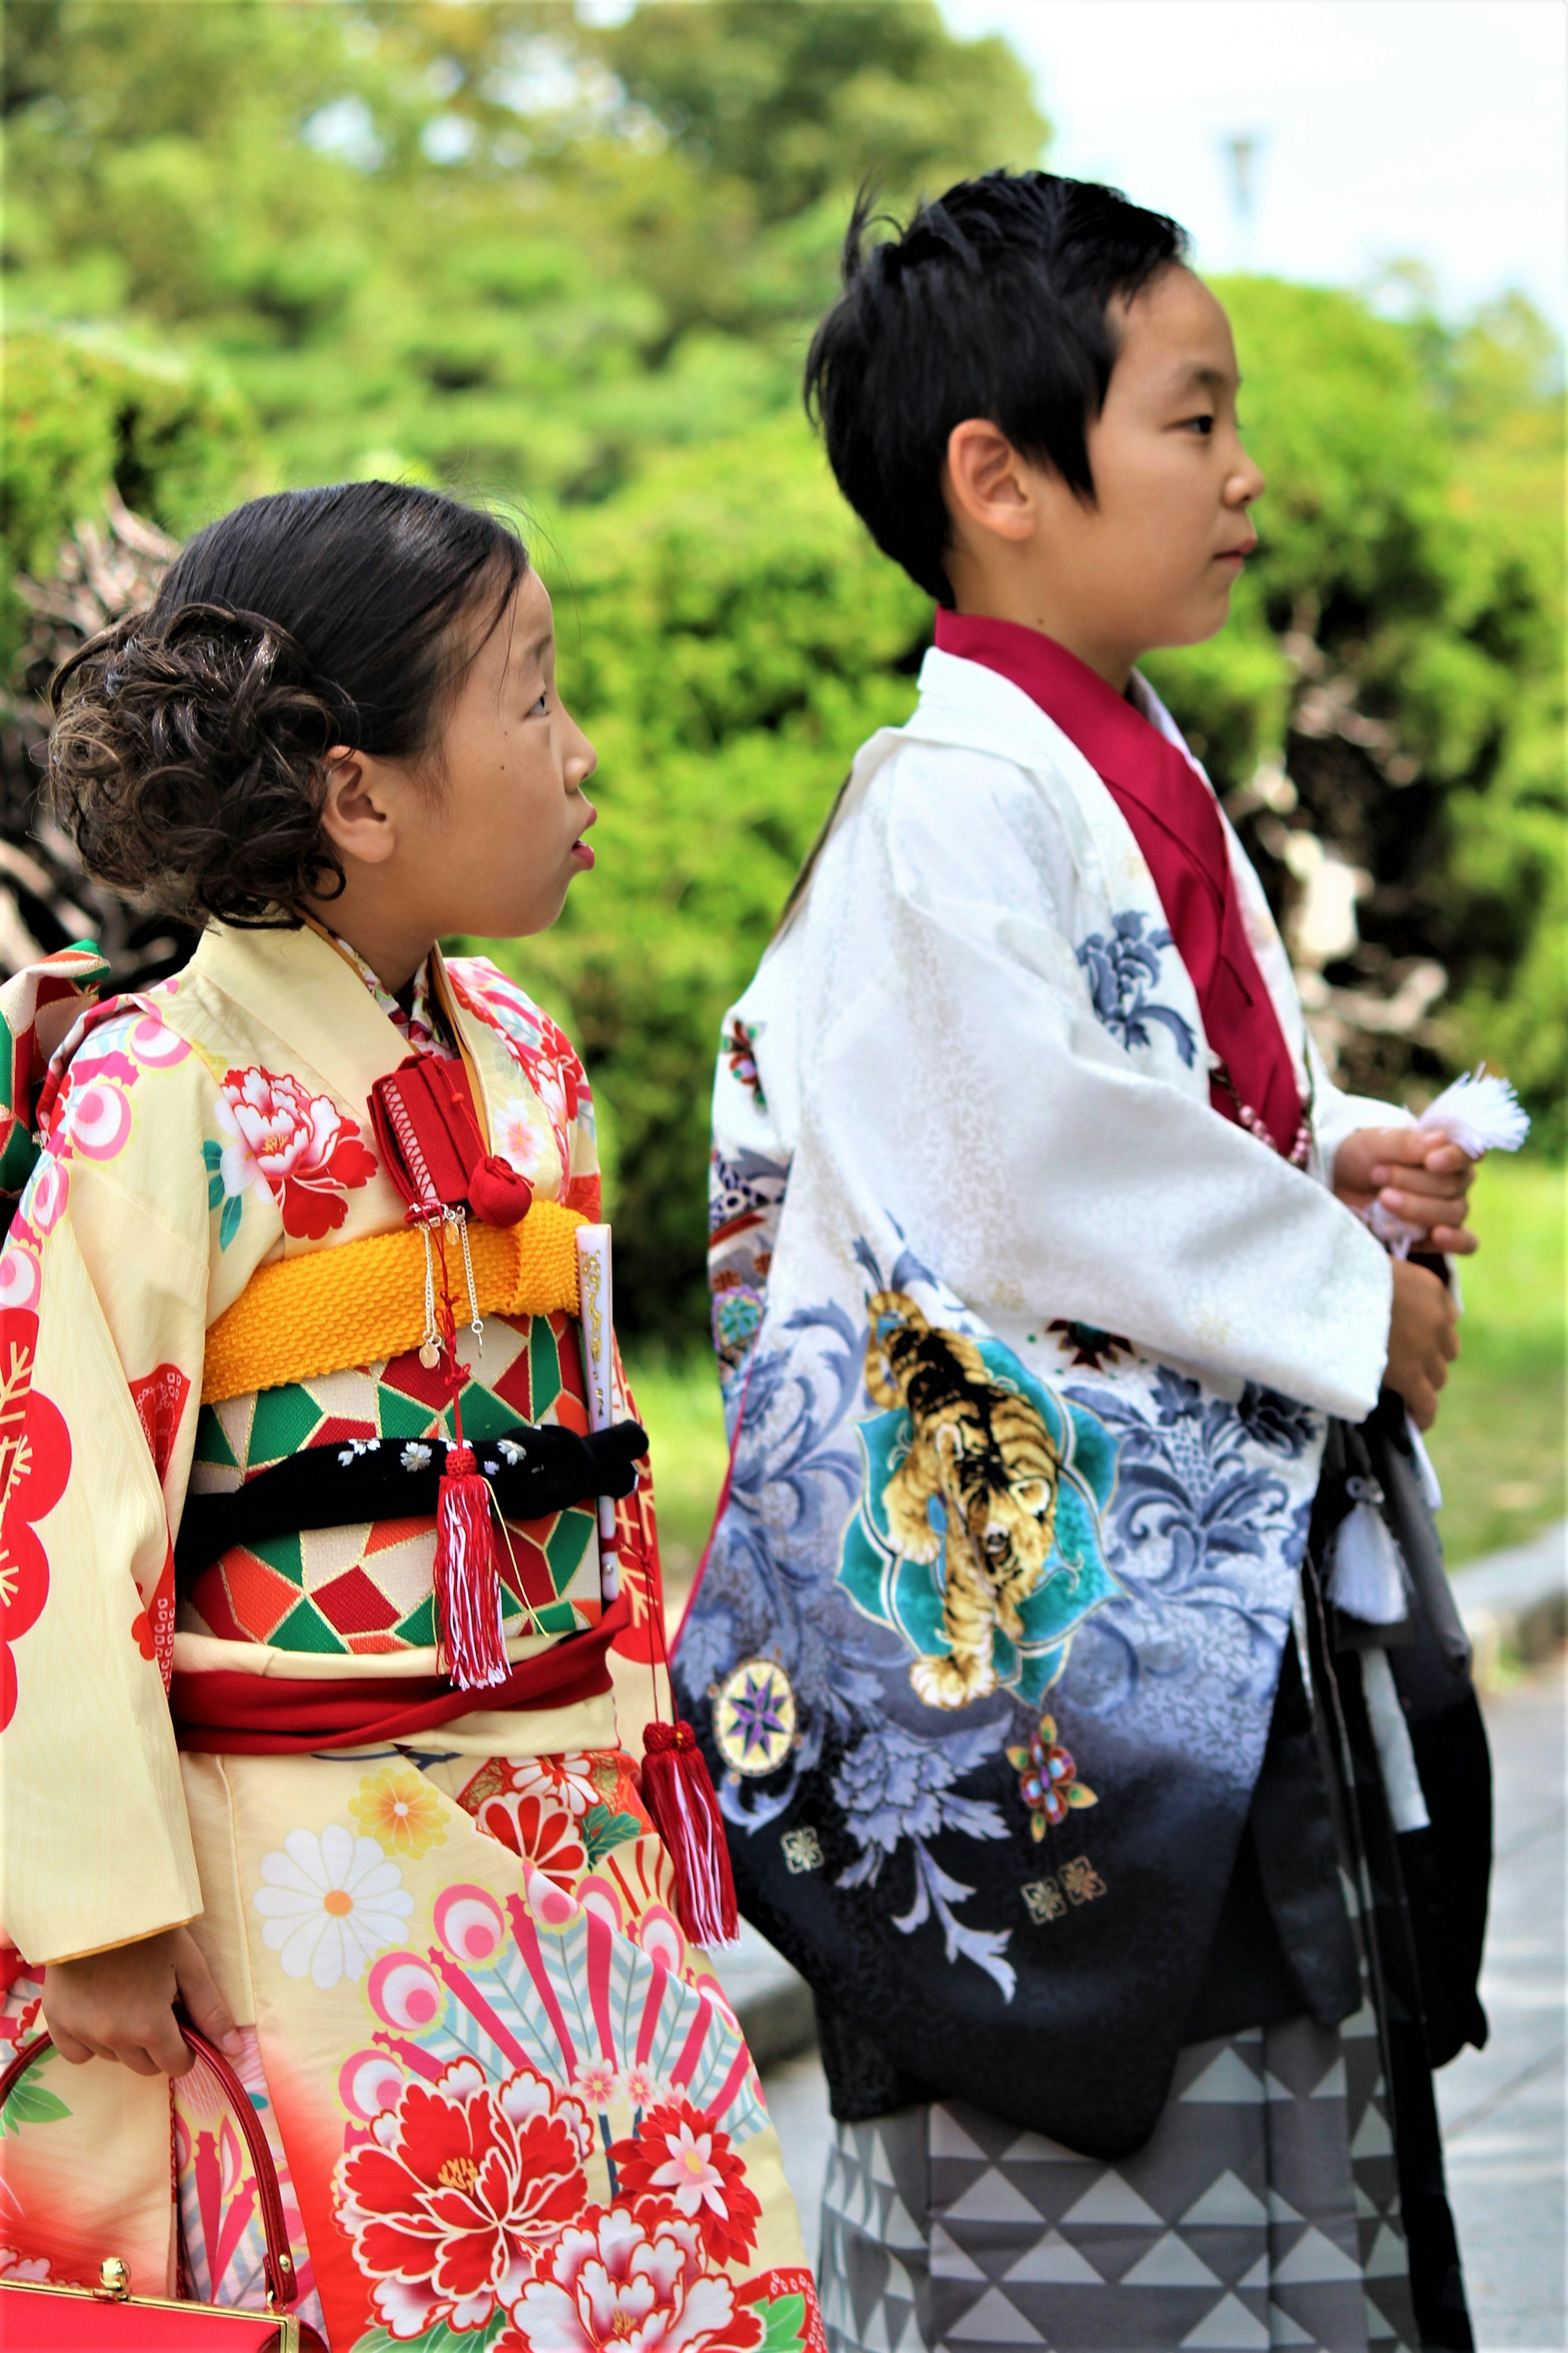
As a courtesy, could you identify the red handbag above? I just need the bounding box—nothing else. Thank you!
[0,2025,326,2349]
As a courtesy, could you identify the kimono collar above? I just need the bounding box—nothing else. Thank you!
[324,928,452,1059]
[933,610,1306,1162]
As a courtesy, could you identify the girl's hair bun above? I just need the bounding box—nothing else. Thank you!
[49,601,345,927]
[43,480,528,931]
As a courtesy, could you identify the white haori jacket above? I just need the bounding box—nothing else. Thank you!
[679,648,1407,2151]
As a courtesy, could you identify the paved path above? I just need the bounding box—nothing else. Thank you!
[1436,1654,1566,2350]
[755,1655,1568,2343]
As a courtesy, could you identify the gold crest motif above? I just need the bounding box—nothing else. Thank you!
[713,1655,797,1777]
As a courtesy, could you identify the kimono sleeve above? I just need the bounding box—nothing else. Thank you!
[0,1030,210,1965]
[1306,1034,1419,1185]
[807,745,1395,1420]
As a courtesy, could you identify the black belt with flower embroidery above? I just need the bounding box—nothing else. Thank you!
[173,1418,647,1586]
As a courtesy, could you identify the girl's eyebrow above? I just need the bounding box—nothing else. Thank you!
[521,629,554,669]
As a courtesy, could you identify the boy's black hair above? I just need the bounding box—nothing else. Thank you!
[804,170,1189,602]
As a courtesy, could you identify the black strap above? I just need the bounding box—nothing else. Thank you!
[175,1417,647,1585]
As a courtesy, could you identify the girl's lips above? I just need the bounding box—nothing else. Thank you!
[570,839,596,869]
[1214,538,1257,565]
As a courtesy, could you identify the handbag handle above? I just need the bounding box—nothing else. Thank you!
[0,2016,298,2314]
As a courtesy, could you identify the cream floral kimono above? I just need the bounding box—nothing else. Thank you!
[0,921,816,2351]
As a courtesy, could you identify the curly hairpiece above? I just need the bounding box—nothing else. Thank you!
[48,603,348,928]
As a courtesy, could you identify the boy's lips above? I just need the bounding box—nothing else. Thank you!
[570,837,596,868]
[1214,535,1258,565]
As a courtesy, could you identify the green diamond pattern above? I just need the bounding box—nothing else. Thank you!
[271,1599,346,1654]
[248,1530,304,1586]
[529,1316,561,1416]
[375,1384,441,1440]
[192,1407,240,1470]
[394,1595,437,1647]
[546,1506,593,1587]
[250,1383,324,1469]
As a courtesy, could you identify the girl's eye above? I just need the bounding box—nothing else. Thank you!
[528,690,549,717]
[1183,414,1215,436]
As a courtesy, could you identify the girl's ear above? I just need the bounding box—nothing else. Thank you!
[319,747,401,868]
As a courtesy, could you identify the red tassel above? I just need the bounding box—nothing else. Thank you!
[640,1720,739,1948]
[435,1445,510,1691]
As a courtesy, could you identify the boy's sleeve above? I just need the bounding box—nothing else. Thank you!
[1305,1034,1419,1186]
[0,1039,212,1965]
[808,746,1394,1421]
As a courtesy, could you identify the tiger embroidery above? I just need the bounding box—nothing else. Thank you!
[864,1291,1063,1709]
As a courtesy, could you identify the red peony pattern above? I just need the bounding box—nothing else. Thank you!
[335,2059,593,2340]
[607,2098,762,2271]
[333,2054,790,2351]
[0,1310,70,1730]
[214,1066,378,1242]
[506,2205,762,2353]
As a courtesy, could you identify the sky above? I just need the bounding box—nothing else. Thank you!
[939,0,1567,335]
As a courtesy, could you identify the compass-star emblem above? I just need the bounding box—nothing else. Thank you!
[713,1656,797,1778]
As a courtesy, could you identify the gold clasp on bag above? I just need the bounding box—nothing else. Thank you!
[92,2257,131,2302]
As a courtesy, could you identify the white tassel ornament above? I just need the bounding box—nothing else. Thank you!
[1368,1066,1530,1255]
[1327,1478,1410,1624]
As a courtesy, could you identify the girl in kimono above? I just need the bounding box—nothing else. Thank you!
[680,176,1492,2353]
[0,482,819,2350]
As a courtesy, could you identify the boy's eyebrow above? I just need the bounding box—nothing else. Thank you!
[1167,361,1238,396]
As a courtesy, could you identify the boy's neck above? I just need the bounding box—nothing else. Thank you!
[945,550,1140,692]
[949,593,1137,695]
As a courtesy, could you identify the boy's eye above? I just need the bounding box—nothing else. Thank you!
[1183,414,1215,436]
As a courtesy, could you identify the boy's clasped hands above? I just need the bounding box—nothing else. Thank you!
[1334,1123,1472,1429]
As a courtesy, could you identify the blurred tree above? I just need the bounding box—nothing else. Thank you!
[592,0,1043,222]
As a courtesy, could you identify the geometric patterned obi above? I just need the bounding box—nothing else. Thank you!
[180,1307,601,1657]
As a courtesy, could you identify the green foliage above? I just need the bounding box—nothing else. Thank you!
[597,0,1043,222]
[1422,1155,1566,1566]
[2,0,1045,499]
[0,324,255,664]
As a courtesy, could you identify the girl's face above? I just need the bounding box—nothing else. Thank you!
[313,567,598,983]
[421,567,598,939]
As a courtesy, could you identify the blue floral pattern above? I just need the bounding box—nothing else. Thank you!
[1076,909,1197,1066]
[832,1719,1016,1994]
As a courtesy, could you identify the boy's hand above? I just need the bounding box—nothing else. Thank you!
[1385,1258,1460,1429]
[42,1926,242,2076]
[1335,1126,1478,1255]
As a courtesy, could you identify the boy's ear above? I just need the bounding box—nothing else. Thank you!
[318,747,399,868]
[944,419,1038,545]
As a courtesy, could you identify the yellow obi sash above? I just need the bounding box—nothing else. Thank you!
[202,1201,586,1404]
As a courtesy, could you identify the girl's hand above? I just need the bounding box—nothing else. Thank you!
[1335,1125,1478,1255]
[42,1927,242,2077]
[1385,1258,1461,1429]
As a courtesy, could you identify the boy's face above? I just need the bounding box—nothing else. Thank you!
[944,265,1265,685]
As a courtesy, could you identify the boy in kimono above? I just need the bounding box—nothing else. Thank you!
[678,174,1486,2353]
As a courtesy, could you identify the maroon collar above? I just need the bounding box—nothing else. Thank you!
[933,609,1306,1160]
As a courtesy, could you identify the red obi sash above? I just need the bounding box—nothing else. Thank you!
[935,611,1306,1159]
[173,1590,629,1755]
